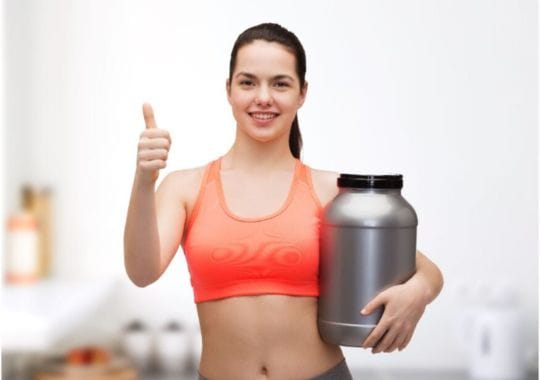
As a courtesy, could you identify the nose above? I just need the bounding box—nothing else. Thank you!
[255,84,273,106]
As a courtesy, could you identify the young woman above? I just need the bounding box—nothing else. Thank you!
[124,23,444,380]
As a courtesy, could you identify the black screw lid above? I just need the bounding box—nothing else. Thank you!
[338,174,403,189]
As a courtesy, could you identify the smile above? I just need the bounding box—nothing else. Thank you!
[249,112,279,120]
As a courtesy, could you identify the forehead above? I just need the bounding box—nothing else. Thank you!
[234,40,297,77]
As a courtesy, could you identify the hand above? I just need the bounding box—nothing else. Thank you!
[136,103,171,183]
[360,281,427,354]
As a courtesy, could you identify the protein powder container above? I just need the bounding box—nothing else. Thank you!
[318,173,417,347]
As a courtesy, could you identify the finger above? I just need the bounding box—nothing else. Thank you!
[140,129,171,145]
[393,333,408,352]
[138,136,171,150]
[361,292,387,315]
[381,321,409,353]
[362,319,389,348]
[142,103,157,129]
[399,330,414,351]
[383,330,404,353]
[373,328,398,353]
[139,159,166,171]
[138,149,168,162]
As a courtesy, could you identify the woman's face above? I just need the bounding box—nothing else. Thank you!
[227,40,307,145]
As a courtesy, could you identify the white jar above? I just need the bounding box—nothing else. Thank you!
[155,321,190,374]
[468,284,527,380]
[120,320,153,374]
[5,211,39,284]
[190,324,203,368]
[468,306,526,379]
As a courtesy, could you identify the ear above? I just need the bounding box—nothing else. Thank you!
[226,78,232,105]
[298,81,308,108]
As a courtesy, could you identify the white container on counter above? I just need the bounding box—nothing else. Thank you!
[458,281,527,380]
[468,306,526,380]
[120,320,153,374]
[5,211,39,284]
[190,324,203,369]
[155,321,190,374]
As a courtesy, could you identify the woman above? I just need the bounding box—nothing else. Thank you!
[124,23,444,380]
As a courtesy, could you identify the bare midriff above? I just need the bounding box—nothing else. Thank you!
[196,294,344,380]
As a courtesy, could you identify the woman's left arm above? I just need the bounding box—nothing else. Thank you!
[359,250,444,353]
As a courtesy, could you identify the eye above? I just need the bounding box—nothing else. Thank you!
[275,81,289,88]
[239,80,254,86]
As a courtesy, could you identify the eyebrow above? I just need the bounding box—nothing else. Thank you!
[235,72,295,81]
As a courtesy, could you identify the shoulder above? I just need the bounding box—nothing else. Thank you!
[306,165,340,208]
[165,165,206,185]
[156,163,209,204]
[159,165,206,189]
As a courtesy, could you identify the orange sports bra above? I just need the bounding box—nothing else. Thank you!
[182,156,324,303]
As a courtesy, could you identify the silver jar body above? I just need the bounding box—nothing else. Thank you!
[318,185,418,347]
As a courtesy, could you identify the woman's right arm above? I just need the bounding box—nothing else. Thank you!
[123,103,186,287]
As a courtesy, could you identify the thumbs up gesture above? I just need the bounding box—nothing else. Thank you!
[136,103,171,183]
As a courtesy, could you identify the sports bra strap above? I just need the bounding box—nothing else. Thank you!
[296,160,310,185]
[203,157,221,183]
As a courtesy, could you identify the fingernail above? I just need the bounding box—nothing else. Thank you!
[361,308,367,314]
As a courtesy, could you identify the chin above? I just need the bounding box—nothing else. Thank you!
[245,126,289,143]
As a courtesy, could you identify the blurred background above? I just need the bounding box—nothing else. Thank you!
[1,0,538,379]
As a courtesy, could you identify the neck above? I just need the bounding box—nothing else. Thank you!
[223,127,296,171]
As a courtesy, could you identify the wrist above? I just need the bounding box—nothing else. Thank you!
[406,273,434,306]
[135,170,158,188]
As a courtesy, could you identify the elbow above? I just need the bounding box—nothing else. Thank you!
[124,262,160,288]
[438,266,445,294]
[127,272,157,288]
[429,265,445,301]
[124,250,161,287]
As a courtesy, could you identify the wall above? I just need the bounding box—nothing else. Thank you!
[3,0,538,371]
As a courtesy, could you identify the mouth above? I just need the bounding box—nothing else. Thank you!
[248,112,280,121]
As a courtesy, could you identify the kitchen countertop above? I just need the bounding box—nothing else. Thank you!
[1,278,117,352]
[142,369,539,380]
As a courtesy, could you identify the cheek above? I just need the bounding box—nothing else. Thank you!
[230,93,252,110]
[278,94,302,112]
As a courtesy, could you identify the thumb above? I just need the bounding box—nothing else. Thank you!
[142,102,157,129]
[361,293,386,315]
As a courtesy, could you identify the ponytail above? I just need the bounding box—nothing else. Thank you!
[289,115,302,159]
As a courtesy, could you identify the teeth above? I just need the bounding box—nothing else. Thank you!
[251,113,276,120]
